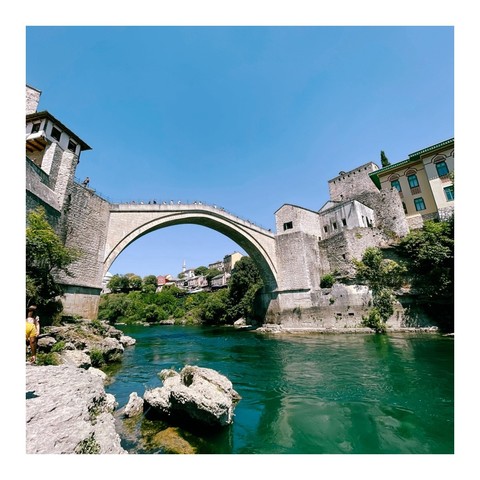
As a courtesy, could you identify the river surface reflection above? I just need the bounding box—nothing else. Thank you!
[104,325,454,454]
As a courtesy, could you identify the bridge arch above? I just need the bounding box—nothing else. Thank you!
[104,204,278,291]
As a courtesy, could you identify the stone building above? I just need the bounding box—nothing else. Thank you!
[26,84,110,318]
[369,138,454,229]
[274,158,409,285]
[26,85,92,228]
[223,251,243,274]
[211,272,230,289]
[318,199,375,238]
[208,260,225,272]
[185,275,209,291]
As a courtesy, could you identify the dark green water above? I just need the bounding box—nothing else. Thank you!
[104,325,454,454]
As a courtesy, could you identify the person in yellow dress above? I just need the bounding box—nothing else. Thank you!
[26,306,40,363]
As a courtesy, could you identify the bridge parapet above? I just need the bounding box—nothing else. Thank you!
[110,202,273,236]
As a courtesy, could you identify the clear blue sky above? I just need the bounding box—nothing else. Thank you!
[26,26,453,278]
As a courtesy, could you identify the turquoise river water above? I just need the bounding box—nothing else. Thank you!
[104,324,454,454]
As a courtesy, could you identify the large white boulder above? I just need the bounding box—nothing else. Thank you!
[143,365,241,427]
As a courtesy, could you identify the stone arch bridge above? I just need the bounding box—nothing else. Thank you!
[56,186,302,320]
[49,173,377,323]
[104,202,278,290]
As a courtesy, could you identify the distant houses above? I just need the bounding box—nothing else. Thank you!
[210,272,230,290]
[154,251,244,293]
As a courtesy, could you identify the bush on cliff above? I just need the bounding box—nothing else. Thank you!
[397,217,454,332]
[320,273,335,288]
[354,247,406,333]
[397,217,454,300]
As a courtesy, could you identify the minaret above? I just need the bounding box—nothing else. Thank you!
[182,260,186,273]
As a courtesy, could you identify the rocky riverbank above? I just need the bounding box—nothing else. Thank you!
[25,318,244,454]
[26,364,125,454]
[25,318,136,454]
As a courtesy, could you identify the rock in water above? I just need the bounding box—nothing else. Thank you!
[151,427,196,454]
[143,365,241,427]
[26,364,125,454]
[119,335,136,347]
[124,392,144,418]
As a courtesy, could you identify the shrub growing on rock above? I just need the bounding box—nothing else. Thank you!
[89,348,105,368]
[353,247,406,333]
[320,273,335,288]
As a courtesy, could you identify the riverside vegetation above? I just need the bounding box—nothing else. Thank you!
[98,255,264,327]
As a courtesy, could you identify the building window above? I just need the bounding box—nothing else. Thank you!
[414,197,426,211]
[444,185,454,201]
[68,139,77,153]
[408,174,419,189]
[51,126,62,141]
[391,179,402,192]
[333,222,337,230]
[402,202,408,214]
[436,161,449,177]
[342,218,347,226]
[324,225,328,233]
[283,221,293,231]
[31,122,41,133]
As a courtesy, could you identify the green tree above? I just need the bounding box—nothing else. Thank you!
[26,206,80,319]
[128,274,143,291]
[98,293,130,323]
[142,275,159,293]
[201,289,229,324]
[107,274,130,293]
[354,248,404,294]
[227,256,263,321]
[194,266,209,276]
[206,268,222,286]
[397,218,454,300]
[98,261,266,326]
[380,150,391,167]
[155,288,179,315]
[163,284,187,298]
[143,304,162,323]
[354,247,406,333]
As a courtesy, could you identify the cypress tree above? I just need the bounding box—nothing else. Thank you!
[380,150,391,167]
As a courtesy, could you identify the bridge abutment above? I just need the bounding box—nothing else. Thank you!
[60,285,103,320]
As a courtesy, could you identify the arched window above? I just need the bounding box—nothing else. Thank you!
[434,156,450,177]
[389,174,402,192]
[407,173,419,188]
